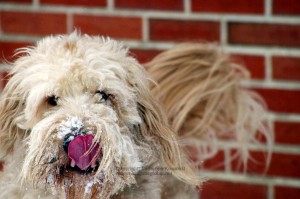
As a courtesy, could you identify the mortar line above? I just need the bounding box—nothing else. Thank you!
[142,16,149,42]
[268,183,275,199]
[1,3,300,25]
[66,12,74,34]
[265,0,272,18]
[265,53,273,82]
[201,171,300,188]
[224,148,231,172]
[184,0,191,14]
[220,19,227,46]
[107,0,114,11]
[33,0,40,8]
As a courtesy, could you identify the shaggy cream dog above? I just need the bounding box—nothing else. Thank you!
[0,33,272,199]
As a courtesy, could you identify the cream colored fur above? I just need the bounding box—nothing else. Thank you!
[147,43,273,169]
[0,33,272,199]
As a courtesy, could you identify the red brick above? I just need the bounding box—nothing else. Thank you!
[185,146,225,171]
[231,150,268,173]
[232,151,300,178]
[115,0,183,11]
[73,15,142,40]
[1,72,9,91]
[150,19,220,42]
[1,11,67,36]
[254,88,300,113]
[201,150,225,171]
[192,0,264,14]
[269,153,300,178]
[273,0,300,15]
[275,186,300,199]
[229,23,300,47]
[0,41,31,62]
[201,180,267,199]
[272,56,300,81]
[274,121,300,145]
[130,49,162,64]
[231,54,265,79]
[40,0,106,7]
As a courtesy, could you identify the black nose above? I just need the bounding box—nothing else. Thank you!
[63,133,74,153]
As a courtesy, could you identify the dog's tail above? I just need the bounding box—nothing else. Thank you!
[146,43,273,170]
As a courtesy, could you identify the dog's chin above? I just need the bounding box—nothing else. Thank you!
[22,141,136,199]
[42,159,134,199]
[59,162,100,176]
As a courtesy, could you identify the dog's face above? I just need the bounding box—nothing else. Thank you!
[0,33,197,198]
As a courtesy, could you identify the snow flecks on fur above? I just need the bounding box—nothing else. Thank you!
[57,116,84,139]
[84,177,103,196]
[46,174,58,196]
[20,99,145,198]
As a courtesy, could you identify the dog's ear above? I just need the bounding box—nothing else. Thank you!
[125,60,201,186]
[137,91,200,186]
[0,72,26,158]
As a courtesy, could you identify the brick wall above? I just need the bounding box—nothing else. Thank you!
[0,0,300,198]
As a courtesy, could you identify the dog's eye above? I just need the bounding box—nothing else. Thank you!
[96,91,110,102]
[47,95,58,106]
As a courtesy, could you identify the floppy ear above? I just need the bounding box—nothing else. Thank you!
[0,72,26,158]
[125,59,201,186]
[137,89,201,186]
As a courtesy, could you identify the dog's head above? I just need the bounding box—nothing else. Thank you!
[0,33,198,198]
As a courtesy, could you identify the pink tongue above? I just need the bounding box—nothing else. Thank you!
[68,134,100,170]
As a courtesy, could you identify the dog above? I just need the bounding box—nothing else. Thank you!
[0,32,273,199]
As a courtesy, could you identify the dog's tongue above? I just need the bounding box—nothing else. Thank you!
[68,134,100,170]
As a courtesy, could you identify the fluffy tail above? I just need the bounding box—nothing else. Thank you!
[146,43,273,169]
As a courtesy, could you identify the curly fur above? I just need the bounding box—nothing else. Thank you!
[147,43,273,168]
[0,32,272,199]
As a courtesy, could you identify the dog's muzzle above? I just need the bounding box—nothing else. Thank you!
[63,132,102,171]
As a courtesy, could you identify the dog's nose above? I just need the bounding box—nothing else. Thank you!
[62,133,75,153]
[63,133,101,170]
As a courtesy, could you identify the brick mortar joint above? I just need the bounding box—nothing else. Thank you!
[201,170,300,188]
[0,3,300,25]
[2,35,300,60]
